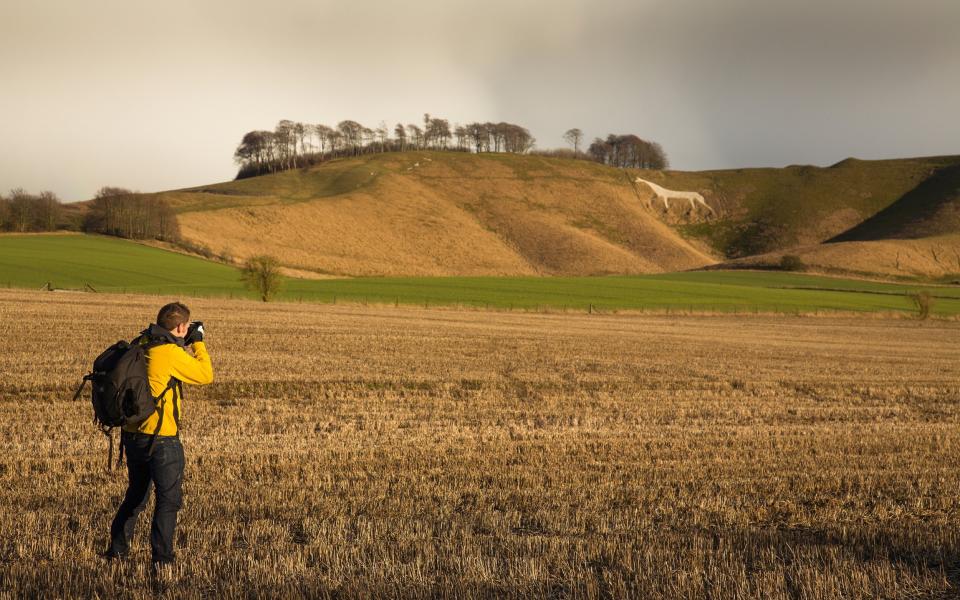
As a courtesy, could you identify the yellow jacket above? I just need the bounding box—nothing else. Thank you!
[122,330,214,436]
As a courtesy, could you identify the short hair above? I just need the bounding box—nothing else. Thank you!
[157,302,191,331]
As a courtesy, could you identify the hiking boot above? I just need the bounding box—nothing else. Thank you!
[100,549,127,562]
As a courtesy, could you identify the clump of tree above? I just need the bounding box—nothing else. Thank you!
[0,189,65,232]
[234,117,669,179]
[533,128,669,170]
[241,255,283,302]
[588,135,668,169]
[459,122,535,154]
[83,187,180,241]
[233,115,534,179]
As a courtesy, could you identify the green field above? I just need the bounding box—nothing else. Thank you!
[3,234,959,315]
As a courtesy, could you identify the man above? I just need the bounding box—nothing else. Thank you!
[104,301,213,572]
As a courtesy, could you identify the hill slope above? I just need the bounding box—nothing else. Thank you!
[633,154,960,280]
[634,155,960,256]
[127,151,960,280]
[157,153,716,277]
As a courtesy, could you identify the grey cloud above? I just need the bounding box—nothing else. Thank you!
[0,0,957,200]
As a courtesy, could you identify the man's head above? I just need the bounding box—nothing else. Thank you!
[157,302,191,338]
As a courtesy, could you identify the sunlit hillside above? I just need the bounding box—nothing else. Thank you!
[155,152,716,277]
[107,151,960,280]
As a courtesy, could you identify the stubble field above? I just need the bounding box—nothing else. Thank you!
[1,289,959,598]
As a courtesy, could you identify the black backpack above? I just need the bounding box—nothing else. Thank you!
[73,336,178,469]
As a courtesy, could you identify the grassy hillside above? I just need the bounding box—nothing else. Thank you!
[69,151,960,281]
[637,155,960,257]
[717,234,960,282]
[0,234,246,295]
[154,152,716,277]
[3,234,959,316]
[829,162,960,242]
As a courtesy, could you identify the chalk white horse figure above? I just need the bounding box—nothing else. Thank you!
[635,177,714,215]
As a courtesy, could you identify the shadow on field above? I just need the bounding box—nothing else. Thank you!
[726,526,960,595]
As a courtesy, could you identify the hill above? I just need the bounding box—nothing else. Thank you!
[634,155,960,255]
[149,152,716,277]
[632,154,960,280]
[72,150,960,280]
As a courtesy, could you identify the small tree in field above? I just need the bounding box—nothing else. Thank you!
[241,255,283,302]
[910,291,935,320]
[779,254,806,272]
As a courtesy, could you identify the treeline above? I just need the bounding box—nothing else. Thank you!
[234,114,535,179]
[83,187,180,241]
[0,189,64,232]
[234,117,669,178]
[587,135,668,169]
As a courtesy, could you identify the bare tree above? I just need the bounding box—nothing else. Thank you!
[375,122,389,153]
[407,124,423,150]
[337,120,364,155]
[84,187,179,240]
[240,255,283,302]
[427,117,451,150]
[465,123,487,153]
[563,128,583,154]
[274,120,297,169]
[0,192,8,231]
[234,130,272,174]
[8,189,33,232]
[361,127,375,153]
[314,124,334,156]
[294,122,309,156]
[394,124,407,152]
[328,130,343,155]
[35,191,61,231]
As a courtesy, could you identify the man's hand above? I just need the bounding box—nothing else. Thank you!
[185,321,205,345]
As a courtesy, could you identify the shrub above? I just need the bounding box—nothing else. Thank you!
[779,255,806,271]
[910,291,935,320]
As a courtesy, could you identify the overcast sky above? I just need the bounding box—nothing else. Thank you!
[1,0,958,201]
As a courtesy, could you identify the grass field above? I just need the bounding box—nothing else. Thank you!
[3,234,960,316]
[2,289,959,598]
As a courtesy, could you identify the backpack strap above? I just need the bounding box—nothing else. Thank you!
[72,373,94,402]
[172,379,183,437]
[147,377,178,456]
[103,426,114,471]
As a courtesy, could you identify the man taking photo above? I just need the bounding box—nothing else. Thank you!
[103,301,213,576]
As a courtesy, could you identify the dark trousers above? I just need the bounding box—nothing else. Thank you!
[108,431,184,564]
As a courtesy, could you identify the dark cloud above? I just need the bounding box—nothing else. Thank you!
[0,0,957,200]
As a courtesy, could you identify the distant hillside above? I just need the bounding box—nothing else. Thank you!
[152,152,716,277]
[635,155,960,257]
[629,154,960,280]
[828,162,960,242]
[109,150,960,280]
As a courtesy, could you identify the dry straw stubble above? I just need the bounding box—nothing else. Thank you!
[1,289,959,598]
